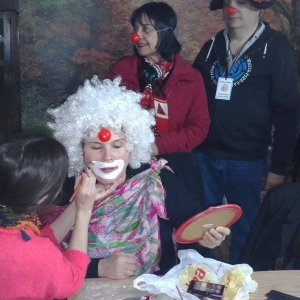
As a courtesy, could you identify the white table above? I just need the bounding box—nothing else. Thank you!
[69,270,300,299]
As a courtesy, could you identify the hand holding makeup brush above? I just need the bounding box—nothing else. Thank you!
[73,168,97,213]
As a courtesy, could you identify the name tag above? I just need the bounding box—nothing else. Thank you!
[215,77,233,100]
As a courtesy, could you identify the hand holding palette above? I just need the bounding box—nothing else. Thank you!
[175,204,242,244]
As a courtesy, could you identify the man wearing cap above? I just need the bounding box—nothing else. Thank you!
[193,0,299,264]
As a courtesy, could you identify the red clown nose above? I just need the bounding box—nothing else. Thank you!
[130,33,140,44]
[226,6,236,16]
[97,128,111,142]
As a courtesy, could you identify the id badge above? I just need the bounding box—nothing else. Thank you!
[215,77,233,100]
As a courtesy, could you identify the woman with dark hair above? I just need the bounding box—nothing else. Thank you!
[108,1,209,155]
[0,134,107,299]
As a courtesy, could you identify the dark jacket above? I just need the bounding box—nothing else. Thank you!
[193,22,299,175]
[238,183,300,270]
[108,54,210,154]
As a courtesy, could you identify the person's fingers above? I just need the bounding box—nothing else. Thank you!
[124,261,139,272]
[88,177,96,191]
[80,179,95,196]
[215,226,230,236]
[86,167,97,183]
[199,228,227,248]
[208,230,227,244]
[209,229,224,240]
[84,169,96,186]
[204,231,220,244]
[81,171,95,189]
[97,254,140,279]
[115,253,139,274]
[133,269,139,276]
[118,254,139,267]
[122,269,133,277]
[123,261,139,276]
[199,238,215,248]
[74,174,83,187]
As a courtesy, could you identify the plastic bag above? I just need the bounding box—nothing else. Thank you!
[133,249,258,300]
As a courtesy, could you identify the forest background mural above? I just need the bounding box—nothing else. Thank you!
[19,0,299,131]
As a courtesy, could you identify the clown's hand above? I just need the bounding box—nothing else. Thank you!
[97,253,140,279]
[199,227,230,249]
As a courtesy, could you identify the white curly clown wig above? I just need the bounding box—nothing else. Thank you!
[48,76,155,177]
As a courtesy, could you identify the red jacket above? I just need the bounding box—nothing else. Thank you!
[108,54,210,154]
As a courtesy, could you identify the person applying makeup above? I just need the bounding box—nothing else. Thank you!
[0,134,98,300]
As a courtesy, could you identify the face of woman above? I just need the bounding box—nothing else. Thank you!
[83,128,130,185]
[133,14,161,64]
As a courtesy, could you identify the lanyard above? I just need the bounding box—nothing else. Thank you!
[223,22,265,77]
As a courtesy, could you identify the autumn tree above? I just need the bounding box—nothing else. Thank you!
[271,0,300,80]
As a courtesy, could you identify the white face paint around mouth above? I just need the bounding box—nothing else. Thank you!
[91,160,125,180]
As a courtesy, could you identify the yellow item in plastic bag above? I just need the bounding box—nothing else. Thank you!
[221,266,246,300]
[179,263,219,290]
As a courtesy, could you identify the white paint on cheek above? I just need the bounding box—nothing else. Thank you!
[91,160,125,180]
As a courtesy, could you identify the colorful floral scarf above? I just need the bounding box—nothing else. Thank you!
[139,55,174,135]
[88,159,168,274]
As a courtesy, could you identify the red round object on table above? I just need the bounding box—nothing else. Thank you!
[130,33,140,44]
[97,128,111,142]
[226,6,237,16]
